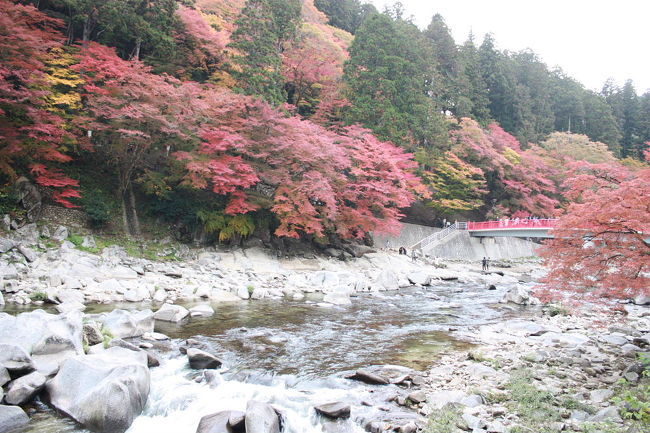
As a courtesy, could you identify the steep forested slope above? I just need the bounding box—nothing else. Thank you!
[1,0,648,251]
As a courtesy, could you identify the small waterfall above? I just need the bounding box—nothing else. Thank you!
[127,357,369,433]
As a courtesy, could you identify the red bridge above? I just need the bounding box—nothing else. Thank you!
[411,219,557,252]
[468,218,557,234]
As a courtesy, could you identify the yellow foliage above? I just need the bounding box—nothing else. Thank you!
[43,47,84,113]
[503,147,522,164]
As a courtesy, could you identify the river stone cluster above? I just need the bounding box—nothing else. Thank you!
[0,224,560,312]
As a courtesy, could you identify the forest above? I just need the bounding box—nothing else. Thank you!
[1,0,648,296]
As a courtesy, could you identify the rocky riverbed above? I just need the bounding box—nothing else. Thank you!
[1,224,649,433]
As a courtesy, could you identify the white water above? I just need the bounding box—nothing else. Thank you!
[127,357,369,433]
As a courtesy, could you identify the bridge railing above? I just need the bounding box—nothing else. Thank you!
[411,221,467,250]
[467,219,558,231]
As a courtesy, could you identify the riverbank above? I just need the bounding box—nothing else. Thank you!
[420,305,650,433]
[0,223,543,309]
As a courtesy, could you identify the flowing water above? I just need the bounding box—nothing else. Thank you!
[10,282,522,433]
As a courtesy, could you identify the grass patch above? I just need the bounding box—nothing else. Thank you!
[543,303,570,317]
[468,351,502,369]
[29,291,48,302]
[498,369,564,432]
[425,406,462,433]
[67,232,180,261]
[612,353,650,426]
[101,327,115,349]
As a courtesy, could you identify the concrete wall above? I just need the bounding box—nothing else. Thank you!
[427,231,541,261]
[372,222,440,249]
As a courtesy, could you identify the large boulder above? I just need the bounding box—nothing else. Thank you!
[0,344,34,374]
[322,289,352,306]
[245,401,281,433]
[0,310,83,374]
[189,304,215,317]
[4,371,46,405]
[153,304,189,322]
[500,285,540,305]
[187,348,223,370]
[633,294,650,305]
[346,369,389,385]
[196,410,245,433]
[93,309,154,339]
[0,238,15,254]
[51,225,69,242]
[47,347,150,433]
[374,270,399,291]
[0,405,30,432]
[407,271,430,286]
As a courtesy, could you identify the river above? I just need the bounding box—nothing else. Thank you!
[11,281,524,433]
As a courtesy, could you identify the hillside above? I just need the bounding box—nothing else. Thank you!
[0,0,648,266]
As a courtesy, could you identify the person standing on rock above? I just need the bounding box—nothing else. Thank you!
[486,257,490,271]
[411,248,418,263]
[482,257,487,271]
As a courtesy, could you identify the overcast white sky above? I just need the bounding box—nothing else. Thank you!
[368,0,650,94]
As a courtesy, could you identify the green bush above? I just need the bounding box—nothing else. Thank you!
[81,192,113,228]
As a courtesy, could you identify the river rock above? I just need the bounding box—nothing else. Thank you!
[187,348,222,369]
[47,347,150,433]
[83,322,104,346]
[346,369,390,385]
[407,390,427,404]
[322,291,352,305]
[16,244,36,262]
[196,410,245,433]
[589,389,613,403]
[4,371,46,405]
[633,294,650,305]
[375,270,399,290]
[94,309,154,339]
[500,285,540,305]
[0,310,83,373]
[52,225,69,242]
[57,288,85,304]
[0,367,9,387]
[407,271,430,286]
[0,405,30,432]
[314,402,351,419]
[154,304,189,322]
[245,401,281,433]
[237,287,250,300]
[250,287,268,300]
[16,223,39,244]
[0,344,34,373]
[55,301,86,314]
[190,304,215,317]
[0,238,15,253]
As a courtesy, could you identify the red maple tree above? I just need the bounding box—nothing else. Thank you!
[0,0,79,206]
[540,160,650,300]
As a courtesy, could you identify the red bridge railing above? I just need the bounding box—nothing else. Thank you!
[467,219,558,231]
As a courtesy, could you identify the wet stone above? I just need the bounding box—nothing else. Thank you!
[314,402,351,419]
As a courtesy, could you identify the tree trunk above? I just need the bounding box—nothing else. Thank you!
[82,15,92,43]
[121,186,141,238]
[131,39,142,61]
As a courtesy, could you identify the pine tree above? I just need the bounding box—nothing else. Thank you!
[228,0,301,105]
[458,33,490,123]
[424,14,461,115]
[343,12,447,150]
